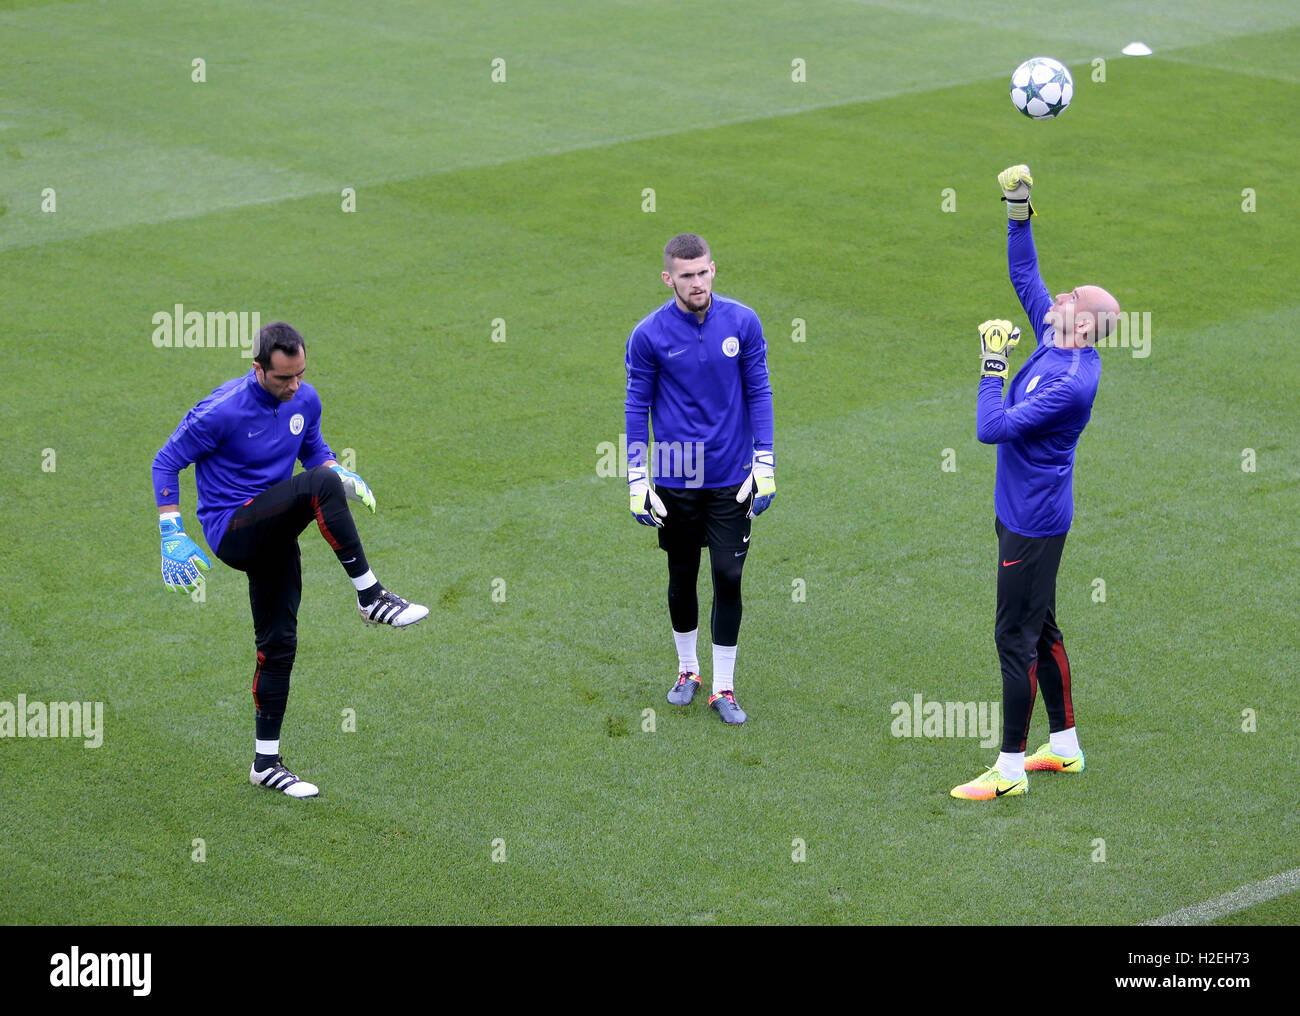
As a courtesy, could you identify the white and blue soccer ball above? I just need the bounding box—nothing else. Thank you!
[1010,57,1073,120]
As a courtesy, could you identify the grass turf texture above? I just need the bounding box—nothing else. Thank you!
[1,1,1297,924]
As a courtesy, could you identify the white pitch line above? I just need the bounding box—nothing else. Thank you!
[1143,867,1300,926]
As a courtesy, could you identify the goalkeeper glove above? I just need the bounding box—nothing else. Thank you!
[160,512,211,593]
[736,451,775,519]
[998,164,1034,221]
[330,464,376,513]
[979,319,1022,380]
[628,465,667,528]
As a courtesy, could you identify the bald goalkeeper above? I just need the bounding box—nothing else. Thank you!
[951,165,1119,801]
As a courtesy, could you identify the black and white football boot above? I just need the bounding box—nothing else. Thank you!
[358,588,429,628]
[250,755,319,798]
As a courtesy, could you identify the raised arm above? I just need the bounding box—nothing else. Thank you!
[998,165,1054,343]
[1008,221,1053,344]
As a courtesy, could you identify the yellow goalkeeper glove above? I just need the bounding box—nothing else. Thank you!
[998,164,1035,220]
[979,319,1022,380]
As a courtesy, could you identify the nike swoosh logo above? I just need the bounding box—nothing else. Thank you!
[742,534,750,543]
[734,550,747,557]
[248,429,266,438]
[667,348,687,358]
[1002,559,1023,567]
[995,783,1019,796]
[1062,758,1079,768]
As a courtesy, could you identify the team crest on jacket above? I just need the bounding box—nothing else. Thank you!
[290,413,305,435]
[722,337,740,357]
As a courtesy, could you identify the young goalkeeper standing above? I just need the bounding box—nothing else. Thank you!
[951,167,1119,800]
[152,323,427,798]
[624,234,775,725]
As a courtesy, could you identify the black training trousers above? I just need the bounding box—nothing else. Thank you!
[216,465,369,741]
[656,484,751,646]
[995,518,1077,754]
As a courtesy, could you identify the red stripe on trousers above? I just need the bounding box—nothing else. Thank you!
[252,650,266,711]
[312,495,342,550]
[1051,639,1075,728]
[1022,659,1038,752]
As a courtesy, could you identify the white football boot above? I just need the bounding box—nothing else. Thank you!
[250,756,319,798]
[358,588,429,628]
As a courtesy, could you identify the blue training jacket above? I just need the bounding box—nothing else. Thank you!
[152,370,334,552]
[624,295,774,489]
[976,221,1101,538]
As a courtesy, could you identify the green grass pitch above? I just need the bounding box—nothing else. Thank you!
[1,0,1297,925]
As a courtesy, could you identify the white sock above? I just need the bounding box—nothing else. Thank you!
[351,569,378,592]
[997,751,1025,782]
[1050,727,1081,758]
[673,628,699,675]
[255,739,280,760]
[712,644,737,695]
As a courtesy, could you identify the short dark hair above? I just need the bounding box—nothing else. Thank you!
[254,322,305,368]
[663,233,710,268]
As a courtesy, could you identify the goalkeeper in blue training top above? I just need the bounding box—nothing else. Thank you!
[624,234,775,725]
[951,167,1119,801]
[152,322,428,798]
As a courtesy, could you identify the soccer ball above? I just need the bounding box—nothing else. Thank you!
[1010,57,1073,119]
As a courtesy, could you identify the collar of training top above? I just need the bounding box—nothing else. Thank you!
[666,297,714,325]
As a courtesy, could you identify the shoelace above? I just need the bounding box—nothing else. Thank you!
[365,591,410,621]
[255,758,299,788]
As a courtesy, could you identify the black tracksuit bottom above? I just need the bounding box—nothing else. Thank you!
[216,465,370,741]
[995,518,1077,754]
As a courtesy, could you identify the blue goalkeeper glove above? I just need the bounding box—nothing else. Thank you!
[330,464,376,513]
[628,465,667,528]
[159,513,211,593]
[736,451,775,519]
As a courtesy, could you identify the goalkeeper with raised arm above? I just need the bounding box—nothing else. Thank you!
[152,322,427,798]
[951,167,1119,801]
[624,234,775,725]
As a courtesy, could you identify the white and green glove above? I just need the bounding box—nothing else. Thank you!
[737,451,775,519]
[159,512,211,593]
[330,464,376,513]
[979,319,1022,380]
[628,465,667,528]
[998,164,1035,221]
